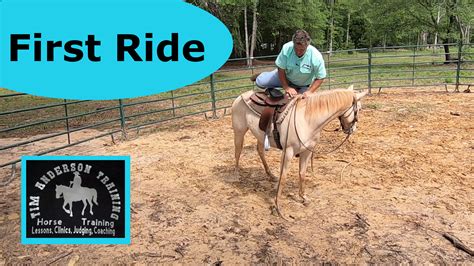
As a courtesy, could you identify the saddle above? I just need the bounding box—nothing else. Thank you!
[248,88,291,149]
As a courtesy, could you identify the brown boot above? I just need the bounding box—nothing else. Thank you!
[250,72,261,82]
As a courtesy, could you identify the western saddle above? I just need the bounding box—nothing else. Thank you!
[248,88,292,149]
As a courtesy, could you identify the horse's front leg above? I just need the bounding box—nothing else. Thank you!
[298,150,313,205]
[274,147,294,219]
[62,201,70,215]
[81,199,87,216]
[69,202,73,217]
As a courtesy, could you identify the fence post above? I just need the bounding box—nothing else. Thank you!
[118,99,127,139]
[250,58,255,90]
[210,73,217,119]
[63,99,71,144]
[327,53,331,90]
[412,46,416,86]
[455,41,462,92]
[171,90,176,117]
[368,48,372,94]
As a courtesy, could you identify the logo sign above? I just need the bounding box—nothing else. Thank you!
[0,0,233,100]
[21,156,130,244]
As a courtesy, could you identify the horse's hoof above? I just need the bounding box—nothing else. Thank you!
[300,195,311,206]
[234,168,240,177]
[224,169,240,182]
[267,173,278,182]
[272,202,289,221]
[270,205,279,216]
[288,193,299,202]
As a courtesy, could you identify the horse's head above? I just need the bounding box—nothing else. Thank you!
[55,185,63,199]
[339,85,367,135]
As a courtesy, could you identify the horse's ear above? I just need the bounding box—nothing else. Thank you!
[347,85,354,91]
[355,90,368,101]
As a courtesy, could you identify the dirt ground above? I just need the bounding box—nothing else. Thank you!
[0,87,473,264]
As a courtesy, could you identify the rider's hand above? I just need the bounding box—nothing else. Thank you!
[285,87,298,97]
[302,91,312,99]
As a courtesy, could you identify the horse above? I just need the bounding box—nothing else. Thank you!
[55,184,99,217]
[231,85,367,217]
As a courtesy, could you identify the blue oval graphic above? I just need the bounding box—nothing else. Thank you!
[0,0,233,100]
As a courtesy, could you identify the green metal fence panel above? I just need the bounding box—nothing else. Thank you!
[1,43,473,173]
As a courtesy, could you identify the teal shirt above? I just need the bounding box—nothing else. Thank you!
[275,41,326,87]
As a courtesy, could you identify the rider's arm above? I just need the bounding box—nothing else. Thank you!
[278,67,297,96]
[308,78,324,93]
[278,67,290,90]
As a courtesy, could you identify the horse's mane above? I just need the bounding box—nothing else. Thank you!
[302,89,354,120]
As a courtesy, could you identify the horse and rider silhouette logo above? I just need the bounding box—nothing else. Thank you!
[55,171,99,217]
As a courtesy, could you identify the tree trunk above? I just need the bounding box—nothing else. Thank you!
[467,26,471,44]
[244,6,250,66]
[328,3,334,55]
[249,0,258,67]
[434,5,441,47]
[417,32,420,50]
[455,15,471,45]
[443,1,458,63]
[443,42,452,64]
[424,32,428,45]
[346,12,350,48]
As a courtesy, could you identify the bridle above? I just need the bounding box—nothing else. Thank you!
[339,96,359,135]
[291,95,360,155]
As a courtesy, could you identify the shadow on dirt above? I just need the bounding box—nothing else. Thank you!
[212,164,277,206]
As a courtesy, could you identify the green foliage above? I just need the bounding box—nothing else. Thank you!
[186,0,474,55]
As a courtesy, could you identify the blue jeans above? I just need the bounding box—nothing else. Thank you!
[255,69,309,93]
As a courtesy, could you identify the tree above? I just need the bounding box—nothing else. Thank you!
[249,0,258,66]
[187,0,473,57]
[390,0,473,62]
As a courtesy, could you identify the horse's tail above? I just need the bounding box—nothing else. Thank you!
[92,189,98,206]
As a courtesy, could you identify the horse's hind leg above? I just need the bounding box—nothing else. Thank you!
[232,123,248,175]
[257,140,277,181]
[88,198,94,215]
[298,150,313,205]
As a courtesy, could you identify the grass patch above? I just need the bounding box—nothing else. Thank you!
[364,103,382,110]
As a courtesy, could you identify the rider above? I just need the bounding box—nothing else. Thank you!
[70,171,82,189]
[252,29,327,98]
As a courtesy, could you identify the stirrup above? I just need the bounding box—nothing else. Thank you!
[264,134,270,151]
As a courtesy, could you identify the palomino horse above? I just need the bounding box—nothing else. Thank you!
[232,85,367,217]
[55,184,98,217]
